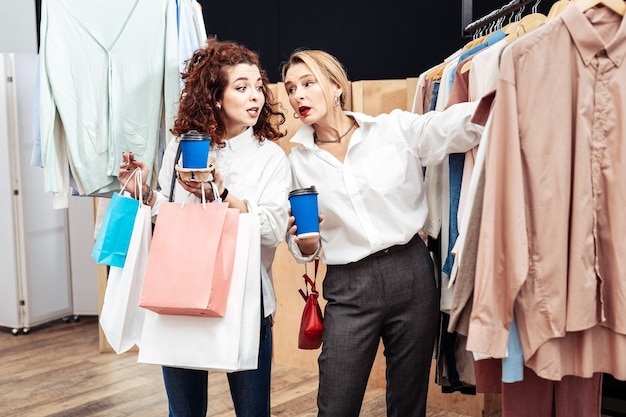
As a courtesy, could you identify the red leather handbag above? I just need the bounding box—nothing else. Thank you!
[298,258,324,350]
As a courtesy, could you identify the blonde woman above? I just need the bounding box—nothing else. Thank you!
[282,49,483,417]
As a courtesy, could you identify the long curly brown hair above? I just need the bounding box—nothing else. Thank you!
[170,37,285,146]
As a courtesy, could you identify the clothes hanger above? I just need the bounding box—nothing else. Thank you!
[501,0,546,42]
[464,33,489,49]
[464,23,489,50]
[460,59,474,75]
[502,9,520,33]
[463,0,538,37]
[504,12,547,42]
[464,14,506,52]
[461,2,545,74]
[425,62,446,81]
[459,28,488,75]
[546,0,571,20]
[574,0,626,15]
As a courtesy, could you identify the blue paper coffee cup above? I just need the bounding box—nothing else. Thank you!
[289,186,319,238]
[180,130,211,169]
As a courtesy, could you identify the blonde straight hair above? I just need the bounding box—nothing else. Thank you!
[281,49,352,111]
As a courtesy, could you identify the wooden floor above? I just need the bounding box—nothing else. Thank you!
[0,316,471,417]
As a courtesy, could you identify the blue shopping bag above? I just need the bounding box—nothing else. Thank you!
[91,192,140,267]
[92,169,142,267]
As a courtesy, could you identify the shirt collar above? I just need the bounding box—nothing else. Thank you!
[561,3,626,67]
[223,126,255,152]
[289,111,376,149]
[289,123,316,148]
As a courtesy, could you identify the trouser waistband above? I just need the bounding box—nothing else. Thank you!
[360,233,422,263]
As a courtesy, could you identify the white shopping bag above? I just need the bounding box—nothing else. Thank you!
[99,204,152,354]
[137,213,261,372]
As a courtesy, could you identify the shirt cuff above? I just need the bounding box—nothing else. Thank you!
[466,322,510,358]
[287,234,321,263]
[471,90,496,127]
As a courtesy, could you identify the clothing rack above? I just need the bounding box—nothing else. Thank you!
[462,0,537,36]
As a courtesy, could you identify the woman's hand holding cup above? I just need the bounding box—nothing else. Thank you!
[288,209,323,256]
[178,167,224,201]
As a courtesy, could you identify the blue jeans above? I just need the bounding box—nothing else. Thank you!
[162,316,273,417]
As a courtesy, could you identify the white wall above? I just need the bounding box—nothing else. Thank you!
[0,0,38,54]
[0,1,100,316]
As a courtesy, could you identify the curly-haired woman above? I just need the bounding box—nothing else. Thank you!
[118,37,291,417]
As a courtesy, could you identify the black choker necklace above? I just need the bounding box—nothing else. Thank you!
[313,118,357,143]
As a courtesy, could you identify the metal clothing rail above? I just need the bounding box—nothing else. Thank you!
[462,0,537,36]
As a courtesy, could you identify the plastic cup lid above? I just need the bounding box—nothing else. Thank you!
[180,130,211,141]
[289,186,318,197]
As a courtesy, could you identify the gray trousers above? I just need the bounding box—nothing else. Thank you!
[317,237,439,417]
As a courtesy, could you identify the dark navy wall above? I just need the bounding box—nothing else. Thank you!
[200,0,552,83]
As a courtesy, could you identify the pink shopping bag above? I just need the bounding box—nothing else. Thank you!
[139,201,239,317]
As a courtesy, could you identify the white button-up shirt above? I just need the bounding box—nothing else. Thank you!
[153,127,292,317]
[288,103,483,265]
